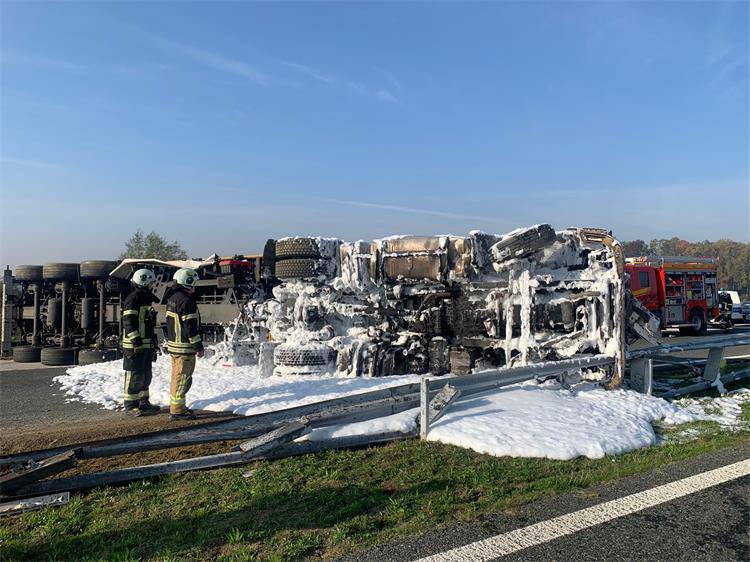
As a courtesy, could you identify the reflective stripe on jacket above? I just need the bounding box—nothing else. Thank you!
[165,287,203,355]
[121,287,158,350]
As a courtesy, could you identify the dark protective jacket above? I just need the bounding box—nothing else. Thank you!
[121,286,159,351]
[165,286,203,355]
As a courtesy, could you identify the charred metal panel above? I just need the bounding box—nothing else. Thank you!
[383,236,444,254]
[447,237,472,278]
[382,255,443,282]
[449,347,473,375]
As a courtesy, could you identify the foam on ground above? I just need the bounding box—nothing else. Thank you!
[56,356,422,416]
[55,359,748,461]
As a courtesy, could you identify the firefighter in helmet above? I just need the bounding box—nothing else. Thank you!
[121,268,160,415]
[165,267,204,420]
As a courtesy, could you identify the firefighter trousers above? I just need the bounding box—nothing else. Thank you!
[122,350,153,409]
[170,353,196,414]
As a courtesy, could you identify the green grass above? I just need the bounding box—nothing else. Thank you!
[652,357,749,379]
[2,404,749,561]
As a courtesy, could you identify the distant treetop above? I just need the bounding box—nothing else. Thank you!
[119,230,188,261]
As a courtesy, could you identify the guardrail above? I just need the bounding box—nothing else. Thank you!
[627,334,750,398]
[419,354,615,439]
[418,333,750,438]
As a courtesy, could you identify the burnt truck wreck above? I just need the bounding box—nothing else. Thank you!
[2,224,657,377]
[220,225,657,385]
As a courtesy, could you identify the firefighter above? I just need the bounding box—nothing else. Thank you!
[121,268,160,415]
[165,267,204,420]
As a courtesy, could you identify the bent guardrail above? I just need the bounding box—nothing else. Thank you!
[627,334,750,397]
[419,354,616,438]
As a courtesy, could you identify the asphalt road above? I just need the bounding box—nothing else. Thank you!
[0,366,122,435]
[346,444,750,561]
[0,362,241,444]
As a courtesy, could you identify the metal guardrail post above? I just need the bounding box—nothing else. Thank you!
[625,333,750,397]
[702,347,724,385]
[420,377,430,440]
[630,358,653,395]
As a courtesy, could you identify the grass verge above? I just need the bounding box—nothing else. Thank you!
[1,403,749,561]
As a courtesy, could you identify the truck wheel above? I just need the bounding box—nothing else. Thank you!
[273,342,336,374]
[689,310,706,335]
[78,348,119,365]
[275,238,321,259]
[13,346,42,363]
[43,263,80,281]
[274,258,322,279]
[80,260,119,279]
[491,224,556,263]
[13,265,44,282]
[41,347,78,366]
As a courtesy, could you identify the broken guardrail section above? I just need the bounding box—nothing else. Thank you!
[627,333,750,398]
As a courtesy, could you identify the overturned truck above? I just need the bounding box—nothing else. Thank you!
[221,225,656,386]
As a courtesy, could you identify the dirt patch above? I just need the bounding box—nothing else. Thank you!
[1,409,251,483]
[1,409,240,456]
[59,440,242,477]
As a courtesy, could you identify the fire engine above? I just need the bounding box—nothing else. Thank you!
[625,256,719,333]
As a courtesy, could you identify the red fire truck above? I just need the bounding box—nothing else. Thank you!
[625,256,719,334]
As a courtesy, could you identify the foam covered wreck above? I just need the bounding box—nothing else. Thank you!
[214,225,656,386]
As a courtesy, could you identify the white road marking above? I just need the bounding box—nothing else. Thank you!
[418,458,750,561]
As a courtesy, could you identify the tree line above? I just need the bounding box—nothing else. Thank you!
[622,237,750,297]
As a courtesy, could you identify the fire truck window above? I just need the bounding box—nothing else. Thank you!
[639,271,650,288]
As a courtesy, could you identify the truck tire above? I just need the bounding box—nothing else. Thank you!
[13,346,41,363]
[77,348,119,365]
[14,265,44,282]
[275,238,321,259]
[491,224,556,263]
[41,347,77,366]
[43,263,80,281]
[274,258,322,279]
[80,260,118,279]
[689,310,706,335]
[274,342,336,370]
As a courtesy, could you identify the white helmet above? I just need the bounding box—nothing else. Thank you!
[131,268,156,287]
[173,267,199,287]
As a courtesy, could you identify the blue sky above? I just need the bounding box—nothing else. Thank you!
[1,2,747,266]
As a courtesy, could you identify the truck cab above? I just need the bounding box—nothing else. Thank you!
[627,265,663,321]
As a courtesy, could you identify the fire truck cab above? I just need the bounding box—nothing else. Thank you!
[625,256,719,333]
